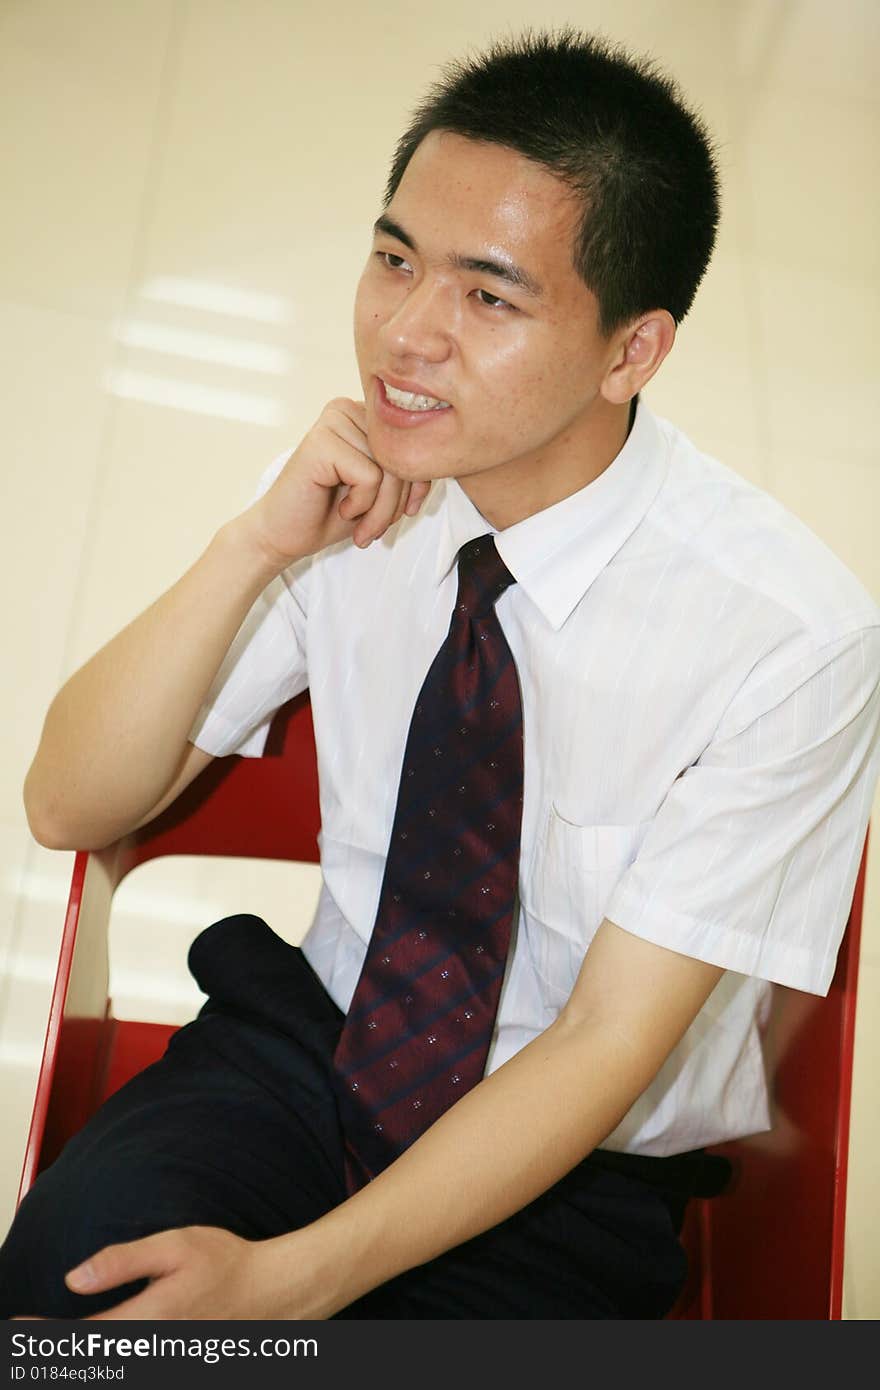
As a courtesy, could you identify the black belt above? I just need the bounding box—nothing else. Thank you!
[588,1146,733,1199]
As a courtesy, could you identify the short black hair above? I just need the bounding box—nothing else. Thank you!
[385,28,721,336]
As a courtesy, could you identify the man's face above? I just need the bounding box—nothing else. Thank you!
[354,130,624,524]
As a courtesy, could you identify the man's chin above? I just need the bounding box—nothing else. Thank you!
[367,433,453,485]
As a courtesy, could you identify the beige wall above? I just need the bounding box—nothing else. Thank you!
[1,0,877,1315]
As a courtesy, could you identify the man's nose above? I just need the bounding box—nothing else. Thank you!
[383,279,454,362]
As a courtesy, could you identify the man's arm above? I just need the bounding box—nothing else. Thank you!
[24,400,429,851]
[63,919,723,1319]
[279,917,724,1315]
[24,525,270,851]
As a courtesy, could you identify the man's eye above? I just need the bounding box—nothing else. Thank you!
[379,252,412,273]
[474,289,514,311]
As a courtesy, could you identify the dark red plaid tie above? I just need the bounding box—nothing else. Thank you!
[333,534,524,1193]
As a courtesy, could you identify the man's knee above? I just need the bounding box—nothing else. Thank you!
[0,1157,153,1319]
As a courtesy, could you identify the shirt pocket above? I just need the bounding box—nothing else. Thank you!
[523,805,653,1012]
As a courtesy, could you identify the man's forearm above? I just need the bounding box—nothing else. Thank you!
[24,403,429,855]
[24,515,284,850]
[259,920,724,1319]
[261,1006,645,1317]
[58,928,721,1319]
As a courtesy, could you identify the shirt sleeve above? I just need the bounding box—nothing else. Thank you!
[188,450,312,758]
[605,621,880,994]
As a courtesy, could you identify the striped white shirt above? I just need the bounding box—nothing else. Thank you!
[191,399,880,1155]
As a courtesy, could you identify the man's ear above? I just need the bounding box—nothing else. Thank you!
[601,310,676,405]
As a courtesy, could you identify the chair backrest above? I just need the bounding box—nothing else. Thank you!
[121,693,321,871]
[18,694,320,1199]
[18,691,866,1318]
[697,837,866,1319]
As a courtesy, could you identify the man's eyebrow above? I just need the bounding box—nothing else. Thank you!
[374,214,416,250]
[372,214,544,300]
[450,253,543,300]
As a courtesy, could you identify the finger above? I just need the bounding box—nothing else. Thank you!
[66,1233,176,1296]
[393,481,413,525]
[337,462,389,530]
[390,480,431,527]
[406,481,431,515]
[327,399,372,457]
[351,470,409,547]
[84,1287,165,1321]
[333,397,367,431]
[312,428,382,500]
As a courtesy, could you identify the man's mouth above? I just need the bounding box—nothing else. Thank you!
[380,379,451,413]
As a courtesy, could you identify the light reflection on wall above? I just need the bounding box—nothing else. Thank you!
[104,276,291,426]
[141,277,289,323]
[117,321,289,375]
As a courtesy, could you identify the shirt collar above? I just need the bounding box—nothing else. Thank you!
[432,399,671,630]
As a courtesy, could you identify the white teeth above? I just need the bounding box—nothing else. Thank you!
[383,381,450,412]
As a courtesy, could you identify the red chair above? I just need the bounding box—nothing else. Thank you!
[668,833,866,1319]
[17,690,867,1319]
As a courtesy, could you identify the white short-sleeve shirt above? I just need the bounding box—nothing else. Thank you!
[191,400,880,1156]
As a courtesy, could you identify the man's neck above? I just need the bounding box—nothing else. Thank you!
[459,395,637,531]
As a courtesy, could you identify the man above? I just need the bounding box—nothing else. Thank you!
[4,29,879,1319]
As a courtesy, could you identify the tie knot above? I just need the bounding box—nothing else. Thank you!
[456,534,515,617]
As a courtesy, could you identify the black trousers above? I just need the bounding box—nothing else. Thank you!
[0,915,722,1320]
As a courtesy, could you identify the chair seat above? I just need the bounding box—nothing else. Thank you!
[98,1019,179,1109]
